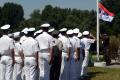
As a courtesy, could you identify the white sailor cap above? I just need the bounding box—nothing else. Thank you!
[8,33,13,37]
[41,23,50,27]
[58,33,62,37]
[48,28,55,33]
[28,28,35,32]
[59,28,67,32]
[34,29,43,36]
[82,31,89,35]
[77,32,82,37]
[13,32,20,38]
[66,29,73,35]
[21,28,29,34]
[1,24,10,30]
[73,28,79,33]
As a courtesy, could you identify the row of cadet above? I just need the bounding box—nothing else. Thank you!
[0,23,95,80]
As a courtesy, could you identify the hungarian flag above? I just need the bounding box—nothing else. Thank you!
[99,3,115,22]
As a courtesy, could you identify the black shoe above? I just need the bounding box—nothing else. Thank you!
[106,63,111,66]
[80,76,85,80]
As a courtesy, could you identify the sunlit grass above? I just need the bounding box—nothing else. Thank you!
[88,67,120,80]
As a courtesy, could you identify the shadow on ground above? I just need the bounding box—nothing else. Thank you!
[80,71,106,80]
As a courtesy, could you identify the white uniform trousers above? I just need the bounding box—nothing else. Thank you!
[39,52,51,80]
[0,56,13,80]
[59,52,70,80]
[24,57,38,80]
[21,67,25,80]
[81,50,89,76]
[13,57,23,80]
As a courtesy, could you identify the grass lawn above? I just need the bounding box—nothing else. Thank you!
[88,67,120,80]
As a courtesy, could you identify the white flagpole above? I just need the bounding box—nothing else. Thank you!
[97,0,100,61]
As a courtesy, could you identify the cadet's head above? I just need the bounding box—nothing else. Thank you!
[67,29,73,37]
[59,28,67,35]
[13,32,20,41]
[8,33,14,39]
[48,28,55,35]
[20,32,24,37]
[73,28,79,36]
[82,31,89,38]
[27,28,35,37]
[77,32,82,39]
[1,24,10,35]
[52,30,59,38]
[41,23,50,32]
[21,28,29,36]
[34,29,43,38]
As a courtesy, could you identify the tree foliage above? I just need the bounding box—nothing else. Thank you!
[19,9,41,30]
[0,2,24,32]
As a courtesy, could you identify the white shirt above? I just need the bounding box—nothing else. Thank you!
[0,35,14,55]
[22,37,39,56]
[73,36,80,48]
[68,37,78,57]
[14,41,22,56]
[58,35,71,53]
[81,37,95,50]
[20,36,27,44]
[36,32,53,50]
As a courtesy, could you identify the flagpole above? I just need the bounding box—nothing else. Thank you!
[96,0,100,61]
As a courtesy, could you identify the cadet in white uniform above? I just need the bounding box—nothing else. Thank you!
[0,24,15,80]
[77,32,84,76]
[67,30,80,80]
[58,28,71,80]
[80,31,95,78]
[73,29,81,76]
[20,28,28,80]
[22,28,39,80]
[36,23,53,80]
[13,32,24,80]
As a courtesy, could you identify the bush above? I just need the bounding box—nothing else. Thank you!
[109,36,120,59]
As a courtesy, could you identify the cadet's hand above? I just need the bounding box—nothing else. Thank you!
[36,64,39,69]
[75,57,80,62]
[49,59,53,65]
[75,58,78,62]
[77,57,80,61]
[12,60,15,66]
[21,61,24,67]
[66,57,70,62]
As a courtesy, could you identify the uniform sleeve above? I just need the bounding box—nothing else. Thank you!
[18,43,23,51]
[34,41,40,52]
[9,39,15,49]
[80,39,85,49]
[49,36,54,48]
[88,39,95,43]
[66,39,71,48]
[76,39,80,48]
[58,41,63,50]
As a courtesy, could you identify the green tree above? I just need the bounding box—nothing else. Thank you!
[1,2,24,32]
[19,9,42,30]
